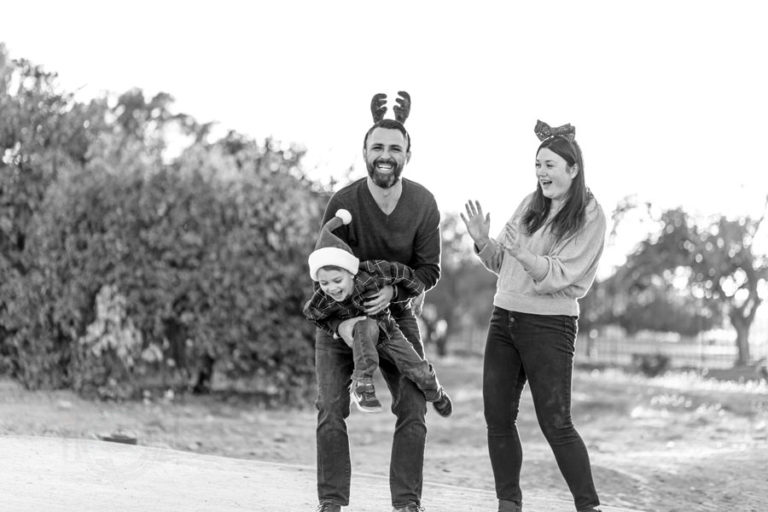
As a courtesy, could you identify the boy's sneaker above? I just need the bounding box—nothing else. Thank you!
[351,380,383,413]
[432,389,453,417]
[316,502,341,512]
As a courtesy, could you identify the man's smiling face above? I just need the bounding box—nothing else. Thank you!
[363,127,410,189]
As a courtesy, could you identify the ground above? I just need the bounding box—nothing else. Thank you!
[1,356,766,512]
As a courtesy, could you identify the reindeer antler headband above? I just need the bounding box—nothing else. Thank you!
[370,91,411,123]
[534,119,575,142]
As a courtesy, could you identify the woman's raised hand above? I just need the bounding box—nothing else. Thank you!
[460,200,491,247]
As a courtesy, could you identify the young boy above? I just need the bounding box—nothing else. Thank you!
[303,209,452,416]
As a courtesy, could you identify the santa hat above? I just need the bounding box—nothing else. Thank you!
[308,209,360,281]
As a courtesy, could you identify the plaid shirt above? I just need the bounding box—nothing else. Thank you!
[303,259,425,337]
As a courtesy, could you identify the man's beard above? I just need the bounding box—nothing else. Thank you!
[366,158,403,189]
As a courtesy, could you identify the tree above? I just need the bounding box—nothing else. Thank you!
[1,45,329,402]
[425,213,496,352]
[613,200,768,366]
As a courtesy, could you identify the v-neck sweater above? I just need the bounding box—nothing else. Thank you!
[322,177,441,293]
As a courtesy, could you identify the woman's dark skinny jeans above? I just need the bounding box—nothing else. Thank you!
[484,307,600,511]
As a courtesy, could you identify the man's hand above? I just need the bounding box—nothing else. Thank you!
[337,316,366,347]
[363,285,394,315]
[411,291,425,317]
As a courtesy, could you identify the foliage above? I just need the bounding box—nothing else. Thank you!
[0,44,328,402]
[425,213,496,345]
[603,200,768,366]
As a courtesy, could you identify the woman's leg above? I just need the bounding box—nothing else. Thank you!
[483,307,527,507]
[514,313,600,511]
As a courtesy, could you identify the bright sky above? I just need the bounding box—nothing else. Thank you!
[2,0,768,273]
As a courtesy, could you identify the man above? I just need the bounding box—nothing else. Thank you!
[314,92,441,512]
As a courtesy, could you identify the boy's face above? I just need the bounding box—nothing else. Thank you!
[316,267,355,302]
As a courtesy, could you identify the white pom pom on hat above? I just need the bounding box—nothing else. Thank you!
[307,209,360,281]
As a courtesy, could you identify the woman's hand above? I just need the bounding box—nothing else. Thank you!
[460,200,491,249]
[502,222,522,257]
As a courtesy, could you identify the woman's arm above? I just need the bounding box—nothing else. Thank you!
[527,204,607,294]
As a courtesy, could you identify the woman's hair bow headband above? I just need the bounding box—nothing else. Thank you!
[534,120,575,142]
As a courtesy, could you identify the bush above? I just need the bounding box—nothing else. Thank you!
[5,136,327,403]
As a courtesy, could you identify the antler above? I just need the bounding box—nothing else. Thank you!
[370,93,387,123]
[393,91,411,123]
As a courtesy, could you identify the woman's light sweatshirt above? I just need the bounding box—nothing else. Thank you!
[477,193,607,317]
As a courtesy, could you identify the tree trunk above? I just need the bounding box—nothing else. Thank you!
[732,320,751,367]
[729,292,761,367]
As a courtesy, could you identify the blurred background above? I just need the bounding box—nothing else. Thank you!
[1,0,767,400]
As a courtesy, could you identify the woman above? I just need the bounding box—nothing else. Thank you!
[461,120,606,512]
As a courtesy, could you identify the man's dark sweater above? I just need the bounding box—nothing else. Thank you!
[321,177,441,313]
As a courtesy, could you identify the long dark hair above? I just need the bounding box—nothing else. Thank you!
[522,136,591,241]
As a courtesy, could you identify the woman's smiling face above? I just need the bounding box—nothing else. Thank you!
[535,147,577,206]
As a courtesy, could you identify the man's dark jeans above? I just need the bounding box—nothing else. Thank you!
[315,311,427,508]
[483,307,600,511]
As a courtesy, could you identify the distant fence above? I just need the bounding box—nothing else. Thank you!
[573,336,766,370]
[444,327,768,370]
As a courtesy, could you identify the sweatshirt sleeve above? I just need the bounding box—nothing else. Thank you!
[476,238,506,275]
[532,202,607,295]
[474,195,531,275]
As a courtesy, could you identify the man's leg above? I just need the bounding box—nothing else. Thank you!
[378,312,427,509]
[315,328,355,506]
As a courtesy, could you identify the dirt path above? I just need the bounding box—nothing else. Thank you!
[1,360,766,511]
[0,436,642,511]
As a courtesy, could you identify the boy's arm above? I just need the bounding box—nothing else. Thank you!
[302,294,342,337]
[363,260,425,302]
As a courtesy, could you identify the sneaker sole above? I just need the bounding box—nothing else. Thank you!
[350,391,383,413]
[353,401,383,413]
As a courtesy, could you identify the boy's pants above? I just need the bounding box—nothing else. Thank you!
[351,317,441,402]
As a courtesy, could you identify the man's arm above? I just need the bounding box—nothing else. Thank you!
[363,260,425,300]
[409,195,441,291]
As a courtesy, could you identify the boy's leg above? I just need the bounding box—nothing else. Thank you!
[350,318,383,412]
[350,318,380,382]
[378,321,442,402]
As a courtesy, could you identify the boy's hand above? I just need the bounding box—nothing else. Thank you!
[363,285,394,315]
[337,317,366,347]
